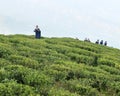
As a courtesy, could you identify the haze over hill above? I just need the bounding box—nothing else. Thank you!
[0,0,120,49]
[0,34,120,95]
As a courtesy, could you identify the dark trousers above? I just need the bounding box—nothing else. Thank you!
[35,32,41,39]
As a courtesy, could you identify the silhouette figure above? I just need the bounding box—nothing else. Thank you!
[104,41,107,46]
[95,40,99,44]
[34,25,41,39]
[84,38,90,42]
[87,38,90,42]
[84,38,88,41]
[100,40,103,45]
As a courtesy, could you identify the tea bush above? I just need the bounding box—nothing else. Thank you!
[0,82,37,96]
[8,55,39,69]
[0,34,120,95]
[98,58,116,67]
[49,87,79,96]
[0,44,13,58]
[0,59,11,67]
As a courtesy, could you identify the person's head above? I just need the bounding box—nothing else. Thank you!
[36,25,38,28]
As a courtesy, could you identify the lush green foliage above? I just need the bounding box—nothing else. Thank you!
[0,34,120,96]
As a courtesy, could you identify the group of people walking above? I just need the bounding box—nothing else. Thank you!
[33,25,108,46]
[84,38,91,42]
[84,38,107,46]
[95,40,107,46]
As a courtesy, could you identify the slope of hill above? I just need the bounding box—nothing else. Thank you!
[0,34,120,96]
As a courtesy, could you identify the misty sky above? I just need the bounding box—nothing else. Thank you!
[0,0,120,49]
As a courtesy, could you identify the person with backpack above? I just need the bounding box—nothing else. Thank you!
[34,25,41,39]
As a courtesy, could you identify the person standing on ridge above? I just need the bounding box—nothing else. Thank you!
[95,39,99,44]
[100,40,103,45]
[104,41,107,46]
[34,25,41,39]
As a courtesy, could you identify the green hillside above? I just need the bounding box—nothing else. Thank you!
[0,34,120,96]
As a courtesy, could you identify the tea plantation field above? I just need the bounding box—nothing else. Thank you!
[0,34,120,96]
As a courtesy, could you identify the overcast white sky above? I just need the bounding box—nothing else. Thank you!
[0,0,120,49]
